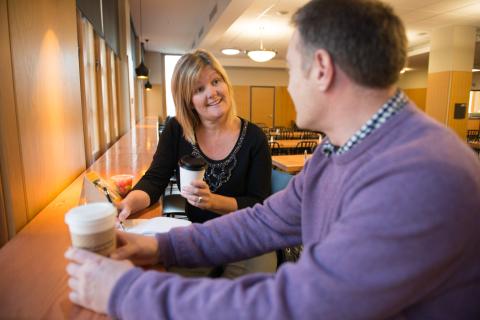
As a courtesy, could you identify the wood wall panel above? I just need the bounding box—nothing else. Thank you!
[467,118,480,130]
[232,85,296,128]
[0,171,7,247]
[0,0,28,235]
[447,71,472,140]
[9,0,86,220]
[425,72,451,125]
[404,88,427,111]
[233,85,250,120]
[251,87,275,127]
[145,84,165,119]
[275,86,297,128]
[116,0,132,136]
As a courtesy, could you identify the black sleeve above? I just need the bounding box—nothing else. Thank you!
[132,118,181,206]
[235,125,272,209]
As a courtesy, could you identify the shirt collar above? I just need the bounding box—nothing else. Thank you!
[321,89,408,157]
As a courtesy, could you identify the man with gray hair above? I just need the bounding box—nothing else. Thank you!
[66,0,480,318]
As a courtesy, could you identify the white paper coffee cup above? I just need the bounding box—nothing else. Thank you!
[178,155,206,190]
[65,203,117,256]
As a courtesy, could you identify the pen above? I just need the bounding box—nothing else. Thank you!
[103,186,125,231]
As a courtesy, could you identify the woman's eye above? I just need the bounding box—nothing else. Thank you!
[195,86,204,94]
[212,78,220,85]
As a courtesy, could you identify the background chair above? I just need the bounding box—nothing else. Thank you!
[293,141,317,154]
[467,129,480,142]
[162,171,188,219]
[271,169,303,269]
[268,141,282,155]
[301,131,320,140]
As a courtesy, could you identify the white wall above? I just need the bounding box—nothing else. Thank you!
[398,69,428,89]
[145,51,163,85]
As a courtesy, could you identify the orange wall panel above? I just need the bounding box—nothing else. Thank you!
[233,85,250,120]
[447,71,472,140]
[404,88,427,111]
[9,0,86,220]
[425,72,450,124]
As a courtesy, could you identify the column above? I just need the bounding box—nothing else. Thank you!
[425,26,476,139]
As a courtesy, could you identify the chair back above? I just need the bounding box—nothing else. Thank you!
[270,169,302,269]
[293,141,317,154]
[467,130,479,142]
[268,141,281,155]
[271,169,293,194]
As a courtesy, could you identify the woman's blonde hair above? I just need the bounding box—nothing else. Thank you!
[171,49,236,144]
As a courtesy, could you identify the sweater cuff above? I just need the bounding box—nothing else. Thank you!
[155,232,177,267]
[108,267,144,318]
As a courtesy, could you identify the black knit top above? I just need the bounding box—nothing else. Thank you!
[133,117,272,223]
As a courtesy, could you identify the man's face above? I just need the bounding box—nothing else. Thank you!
[286,31,318,131]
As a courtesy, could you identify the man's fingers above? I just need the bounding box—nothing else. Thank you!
[69,291,81,305]
[66,262,80,277]
[68,277,79,291]
[65,247,103,264]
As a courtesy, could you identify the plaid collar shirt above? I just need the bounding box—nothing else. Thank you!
[321,89,408,157]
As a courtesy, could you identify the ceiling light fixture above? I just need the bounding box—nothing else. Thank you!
[135,1,149,79]
[221,48,240,56]
[247,27,276,63]
[473,69,480,72]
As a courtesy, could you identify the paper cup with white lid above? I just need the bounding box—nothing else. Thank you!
[178,155,206,190]
[65,202,117,256]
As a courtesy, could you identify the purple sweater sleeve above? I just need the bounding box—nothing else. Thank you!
[156,170,304,268]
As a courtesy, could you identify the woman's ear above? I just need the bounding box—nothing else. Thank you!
[313,49,334,91]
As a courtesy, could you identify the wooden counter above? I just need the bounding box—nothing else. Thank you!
[0,118,162,319]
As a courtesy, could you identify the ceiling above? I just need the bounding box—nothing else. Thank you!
[130,0,480,70]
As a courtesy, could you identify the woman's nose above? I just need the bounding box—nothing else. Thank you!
[205,84,216,97]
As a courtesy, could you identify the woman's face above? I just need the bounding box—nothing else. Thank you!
[191,66,231,122]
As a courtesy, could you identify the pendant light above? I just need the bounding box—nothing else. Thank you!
[135,0,149,79]
[247,26,276,63]
[145,80,152,91]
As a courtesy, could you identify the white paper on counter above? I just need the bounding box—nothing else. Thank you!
[122,217,191,236]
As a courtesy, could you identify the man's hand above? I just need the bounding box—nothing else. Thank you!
[65,247,134,314]
[111,230,160,266]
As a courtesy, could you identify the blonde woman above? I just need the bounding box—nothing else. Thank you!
[117,49,273,277]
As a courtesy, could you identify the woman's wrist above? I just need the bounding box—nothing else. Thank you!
[209,194,238,215]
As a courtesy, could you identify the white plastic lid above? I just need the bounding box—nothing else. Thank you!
[65,202,117,234]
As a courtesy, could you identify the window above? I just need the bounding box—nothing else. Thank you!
[469,91,480,118]
[77,12,122,165]
[164,55,181,117]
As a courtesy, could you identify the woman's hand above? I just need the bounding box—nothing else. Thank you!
[181,180,215,210]
[65,247,134,314]
[115,190,150,222]
[115,199,133,222]
[110,230,160,266]
[181,180,238,214]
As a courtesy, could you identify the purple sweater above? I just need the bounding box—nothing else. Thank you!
[109,104,480,319]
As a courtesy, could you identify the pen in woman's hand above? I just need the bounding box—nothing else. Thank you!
[104,187,125,230]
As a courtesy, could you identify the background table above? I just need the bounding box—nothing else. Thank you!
[0,118,162,319]
[271,154,311,174]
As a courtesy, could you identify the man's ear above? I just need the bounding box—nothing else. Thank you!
[313,49,334,91]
